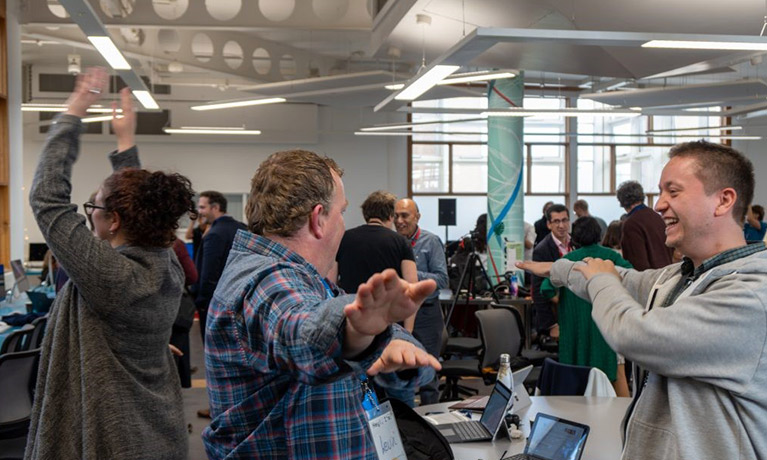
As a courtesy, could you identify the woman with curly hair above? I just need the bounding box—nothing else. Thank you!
[26,68,196,460]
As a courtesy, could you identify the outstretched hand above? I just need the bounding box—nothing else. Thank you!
[112,87,136,152]
[367,339,441,376]
[65,67,109,118]
[515,260,553,278]
[343,269,436,357]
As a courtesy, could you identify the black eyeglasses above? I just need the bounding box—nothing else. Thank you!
[83,202,107,216]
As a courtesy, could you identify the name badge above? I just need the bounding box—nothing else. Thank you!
[367,401,407,460]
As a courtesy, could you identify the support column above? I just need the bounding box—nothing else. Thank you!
[486,73,524,284]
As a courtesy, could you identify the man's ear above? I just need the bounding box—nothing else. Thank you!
[714,187,737,218]
[108,211,121,234]
[308,204,324,239]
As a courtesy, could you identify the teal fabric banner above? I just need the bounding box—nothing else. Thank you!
[486,73,524,283]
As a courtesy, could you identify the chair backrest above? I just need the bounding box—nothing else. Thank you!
[29,316,48,350]
[475,308,522,370]
[0,327,34,356]
[0,349,40,434]
[536,357,592,396]
[489,303,526,346]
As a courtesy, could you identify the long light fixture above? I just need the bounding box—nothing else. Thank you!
[642,40,767,51]
[164,127,261,135]
[360,117,487,132]
[82,114,123,123]
[483,108,641,118]
[132,91,160,110]
[646,125,742,133]
[395,65,460,101]
[191,97,286,111]
[438,71,516,85]
[87,36,131,69]
[22,103,123,114]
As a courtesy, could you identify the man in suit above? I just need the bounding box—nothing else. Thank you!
[532,203,571,338]
[616,181,672,271]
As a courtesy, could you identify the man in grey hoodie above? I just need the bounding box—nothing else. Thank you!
[520,140,767,460]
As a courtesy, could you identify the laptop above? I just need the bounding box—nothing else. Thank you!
[504,413,590,460]
[448,365,533,413]
[436,380,513,443]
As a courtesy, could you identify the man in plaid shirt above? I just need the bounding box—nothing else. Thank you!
[203,149,441,459]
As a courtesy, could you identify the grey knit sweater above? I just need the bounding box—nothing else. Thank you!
[26,115,187,459]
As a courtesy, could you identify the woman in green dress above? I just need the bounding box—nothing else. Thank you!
[541,216,632,396]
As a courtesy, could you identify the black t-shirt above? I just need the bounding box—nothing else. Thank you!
[335,224,415,293]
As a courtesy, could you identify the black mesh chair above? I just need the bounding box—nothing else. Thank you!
[0,349,40,446]
[0,327,34,356]
[28,316,48,351]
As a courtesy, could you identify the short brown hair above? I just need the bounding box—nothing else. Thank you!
[573,199,588,212]
[668,141,754,223]
[102,169,196,248]
[199,190,227,213]
[246,149,343,237]
[361,191,396,222]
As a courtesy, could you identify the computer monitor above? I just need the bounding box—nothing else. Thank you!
[29,243,49,262]
[10,259,30,296]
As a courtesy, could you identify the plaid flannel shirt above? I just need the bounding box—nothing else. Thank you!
[202,230,432,459]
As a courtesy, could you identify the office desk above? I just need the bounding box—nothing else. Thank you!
[416,396,631,460]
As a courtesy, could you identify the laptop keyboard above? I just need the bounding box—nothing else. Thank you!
[455,421,487,440]
[503,455,534,460]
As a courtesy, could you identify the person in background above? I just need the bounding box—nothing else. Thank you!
[534,201,554,246]
[394,198,449,406]
[541,217,631,396]
[532,203,571,339]
[27,68,194,459]
[523,221,536,287]
[170,237,198,388]
[202,149,439,459]
[519,140,767,459]
[185,214,209,260]
[744,204,766,242]
[616,180,673,271]
[601,220,624,255]
[573,199,607,239]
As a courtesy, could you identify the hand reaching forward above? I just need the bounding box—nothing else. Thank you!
[515,260,553,278]
[65,67,108,118]
[573,257,621,281]
[367,339,441,376]
[344,269,436,337]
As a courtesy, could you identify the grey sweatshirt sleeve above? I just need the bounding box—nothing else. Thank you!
[108,146,141,170]
[29,114,134,311]
[585,272,765,393]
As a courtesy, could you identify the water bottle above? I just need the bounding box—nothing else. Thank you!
[509,274,518,297]
[497,353,515,414]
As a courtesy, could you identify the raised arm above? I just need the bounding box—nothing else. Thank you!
[108,87,140,171]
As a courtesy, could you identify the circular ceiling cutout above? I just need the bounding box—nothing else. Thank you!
[119,28,145,46]
[223,41,244,69]
[191,33,214,63]
[157,29,181,54]
[312,0,348,22]
[252,48,271,75]
[259,0,295,22]
[48,3,68,18]
[100,0,135,18]
[206,0,242,21]
[152,0,189,20]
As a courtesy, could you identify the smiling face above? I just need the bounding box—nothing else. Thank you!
[654,156,721,260]
[547,210,571,242]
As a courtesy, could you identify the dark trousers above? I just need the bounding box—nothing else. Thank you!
[412,300,444,405]
[197,306,208,345]
[170,325,192,388]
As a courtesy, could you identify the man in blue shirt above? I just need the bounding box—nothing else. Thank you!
[744,204,766,241]
[395,198,449,405]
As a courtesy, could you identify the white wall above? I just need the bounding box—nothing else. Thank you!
[734,121,767,208]
[20,106,407,249]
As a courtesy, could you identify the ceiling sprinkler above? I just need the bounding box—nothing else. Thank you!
[68,54,81,75]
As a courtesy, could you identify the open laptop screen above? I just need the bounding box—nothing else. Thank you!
[10,260,29,293]
[479,381,512,436]
[526,413,589,460]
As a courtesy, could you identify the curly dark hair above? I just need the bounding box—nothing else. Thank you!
[102,168,196,248]
[571,216,602,248]
[616,181,645,209]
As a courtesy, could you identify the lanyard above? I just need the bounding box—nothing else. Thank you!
[410,228,421,248]
[320,278,335,299]
[360,375,380,419]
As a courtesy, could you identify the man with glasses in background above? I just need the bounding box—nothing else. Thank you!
[532,203,571,341]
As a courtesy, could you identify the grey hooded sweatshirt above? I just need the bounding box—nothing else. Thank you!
[550,249,767,460]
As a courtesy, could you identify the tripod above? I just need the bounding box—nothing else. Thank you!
[444,242,499,329]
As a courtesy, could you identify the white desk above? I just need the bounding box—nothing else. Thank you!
[416,396,631,460]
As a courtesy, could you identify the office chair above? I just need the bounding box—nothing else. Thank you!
[0,327,34,356]
[0,349,40,443]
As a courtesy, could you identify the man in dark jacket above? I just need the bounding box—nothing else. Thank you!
[532,203,571,337]
[616,181,673,271]
[534,201,554,246]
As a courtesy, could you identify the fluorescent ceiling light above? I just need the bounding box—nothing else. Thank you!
[360,117,487,132]
[438,71,516,85]
[483,109,641,118]
[355,130,486,137]
[642,40,767,51]
[82,114,123,123]
[647,125,742,133]
[395,65,460,101]
[132,91,160,110]
[87,36,131,69]
[180,126,245,130]
[164,128,261,135]
[191,97,286,111]
[385,83,405,90]
[22,104,121,113]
